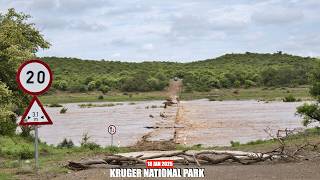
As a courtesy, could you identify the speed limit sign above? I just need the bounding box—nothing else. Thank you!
[16,59,53,95]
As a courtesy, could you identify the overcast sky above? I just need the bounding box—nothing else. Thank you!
[1,0,319,62]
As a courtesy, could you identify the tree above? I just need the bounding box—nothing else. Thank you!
[0,8,50,135]
[297,62,320,126]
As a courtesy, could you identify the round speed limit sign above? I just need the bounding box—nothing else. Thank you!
[16,59,53,95]
[108,125,116,135]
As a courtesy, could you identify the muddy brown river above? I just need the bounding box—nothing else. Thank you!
[175,100,308,146]
[34,100,308,147]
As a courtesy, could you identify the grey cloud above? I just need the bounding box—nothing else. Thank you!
[252,7,304,25]
[68,20,108,31]
[169,14,247,40]
[1,0,319,61]
[110,38,135,47]
[35,17,107,31]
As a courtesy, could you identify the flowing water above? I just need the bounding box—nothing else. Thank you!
[38,101,164,147]
[175,100,308,146]
[33,100,309,147]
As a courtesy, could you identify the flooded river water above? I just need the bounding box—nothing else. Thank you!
[175,100,308,146]
[35,100,308,147]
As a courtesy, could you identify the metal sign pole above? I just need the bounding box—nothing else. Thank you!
[34,125,39,172]
[111,134,113,146]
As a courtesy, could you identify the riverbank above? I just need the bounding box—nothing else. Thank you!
[1,128,319,179]
[181,87,311,101]
[41,87,311,104]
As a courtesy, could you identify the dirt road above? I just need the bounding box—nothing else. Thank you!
[138,79,182,144]
[53,161,320,180]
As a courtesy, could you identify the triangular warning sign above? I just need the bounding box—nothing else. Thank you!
[19,96,53,125]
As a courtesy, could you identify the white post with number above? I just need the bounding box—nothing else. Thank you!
[108,125,116,146]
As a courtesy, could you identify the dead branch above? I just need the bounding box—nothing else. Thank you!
[66,127,320,171]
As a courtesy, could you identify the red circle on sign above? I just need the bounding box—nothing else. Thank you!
[16,59,53,95]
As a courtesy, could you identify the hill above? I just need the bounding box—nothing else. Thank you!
[42,52,317,93]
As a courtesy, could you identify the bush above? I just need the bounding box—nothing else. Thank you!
[230,141,240,147]
[81,142,100,150]
[297,103,320,126]
[88,81,96,91]
[60,107,68,114]
[246,139,265,145]
[0,113,16,136]
[283,95,297,102]
[53,80,68,91]
[0,136,34,159]
[98,95,104,100]
[105,146,121,153]
[57,138,74,148]
[100,85,110,94]
[80,132,101,150]
[18,145,33,159]
[244,80,256,88]
[48,103,63,107]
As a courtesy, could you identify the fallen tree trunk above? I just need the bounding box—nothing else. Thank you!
[66,149,286,170]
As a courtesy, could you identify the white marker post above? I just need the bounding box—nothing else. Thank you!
[16,59,53,172]
[108,125,116,146]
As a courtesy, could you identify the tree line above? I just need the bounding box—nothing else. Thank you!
[43,52,317,93]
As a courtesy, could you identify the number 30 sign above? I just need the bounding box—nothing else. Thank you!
[16,59,53,95]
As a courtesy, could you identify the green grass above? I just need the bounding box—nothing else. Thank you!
[0,172,14,180]
[181,87,311,101]
[175,127,320,152]
[41,91,167,104]
[0,135,131,179]
[41,87,310,104]
[78,103,123,108]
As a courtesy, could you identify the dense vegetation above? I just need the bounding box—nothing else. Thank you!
[44,52,317,93]
[297,62,320,126]
[0,9,50,136]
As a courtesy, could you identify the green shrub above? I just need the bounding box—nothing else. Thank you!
[98,95,104,100]
[105,146,121,153]
[57,138,74,148]
[48,103,63,107]
[244,80,256,88]
[81,142,100,150]
[0,136,34,159]
[88,81,96,91]
[100,85,110,94]
[283,94,297,102]
[246,139,265,145]
[18,145,33,159]
[297,103,320,126]
[79,132,101,150]
[60,107,68,114]
[0,113,16,136]
[230,141,240,147]
[53,80,68,91]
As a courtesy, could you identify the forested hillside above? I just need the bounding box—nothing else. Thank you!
[43,52,317,93]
